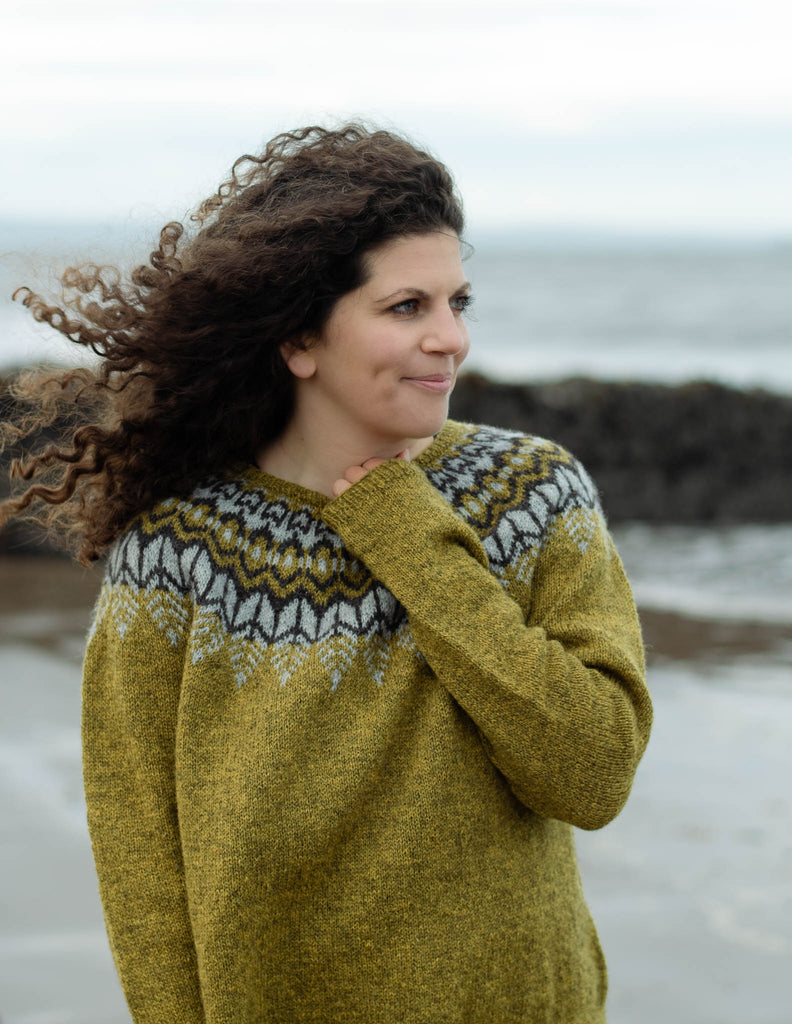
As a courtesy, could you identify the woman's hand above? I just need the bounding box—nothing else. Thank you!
[332,449,410,497]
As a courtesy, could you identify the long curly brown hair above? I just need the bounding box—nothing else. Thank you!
[0,124,464,563]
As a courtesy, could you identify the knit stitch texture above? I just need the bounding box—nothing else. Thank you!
[82,420,652,1023]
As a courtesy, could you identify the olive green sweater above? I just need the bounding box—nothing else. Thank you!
[82,420,651,1024]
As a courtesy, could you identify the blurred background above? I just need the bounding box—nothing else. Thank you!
[1,1,790,1022]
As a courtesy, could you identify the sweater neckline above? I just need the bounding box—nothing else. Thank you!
[231,420,467,509]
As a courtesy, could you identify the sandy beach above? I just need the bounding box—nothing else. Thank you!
[1,551,791,1024]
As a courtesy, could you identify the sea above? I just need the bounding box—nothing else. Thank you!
[1,222,791,1023]
[1,220,792,391]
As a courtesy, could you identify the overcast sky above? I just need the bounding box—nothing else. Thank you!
[2,0,791,236]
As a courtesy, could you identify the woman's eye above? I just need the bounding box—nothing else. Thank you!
[390,294,473,316]
[451,294,473,314]
[391,298,419,315]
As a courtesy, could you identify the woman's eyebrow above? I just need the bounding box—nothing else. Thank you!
[376,281,471,303]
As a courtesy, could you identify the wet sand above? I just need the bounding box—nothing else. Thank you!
[2,556,791,1024]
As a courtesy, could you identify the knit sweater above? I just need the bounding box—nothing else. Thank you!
[82,420,651,1024]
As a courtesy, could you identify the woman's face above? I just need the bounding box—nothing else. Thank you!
[286,231,471,449]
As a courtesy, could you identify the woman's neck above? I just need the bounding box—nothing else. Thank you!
[256,416,436,497]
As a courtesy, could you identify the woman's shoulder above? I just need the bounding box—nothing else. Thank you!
[438,420,600,510]
[437,421,607,572]
[104,470,250,592]
[104,463,330,595]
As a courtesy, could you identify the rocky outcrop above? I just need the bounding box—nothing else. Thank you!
[450,375,792,522]
[2,371,791,556]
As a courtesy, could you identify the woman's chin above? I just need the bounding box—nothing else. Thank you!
[396,413,448,447]
[359,399,450,453]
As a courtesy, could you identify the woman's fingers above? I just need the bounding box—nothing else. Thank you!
[331,466,366,496]
[358,450,408,472]
[332,450,411,498]
[332,478,352,497]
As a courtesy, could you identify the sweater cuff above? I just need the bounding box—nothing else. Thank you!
[320,459,489,571]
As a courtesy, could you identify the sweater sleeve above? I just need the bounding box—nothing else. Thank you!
[82,573,204,1022]
[321,456,651,831]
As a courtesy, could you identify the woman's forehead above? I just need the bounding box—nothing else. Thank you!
[362,231,464,281]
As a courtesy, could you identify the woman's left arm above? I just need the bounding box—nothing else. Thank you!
[321,457,651,831]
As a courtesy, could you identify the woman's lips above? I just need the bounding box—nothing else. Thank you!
[404,375,453,393]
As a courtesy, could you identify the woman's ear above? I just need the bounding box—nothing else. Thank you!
[280,341,317,380]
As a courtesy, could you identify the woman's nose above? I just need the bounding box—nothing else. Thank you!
[423,307,468,355]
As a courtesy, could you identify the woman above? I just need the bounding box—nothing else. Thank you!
[1,125,651,1023]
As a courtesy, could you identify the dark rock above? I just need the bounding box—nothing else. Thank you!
[450,374,792,522]
[2,369,791,557]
